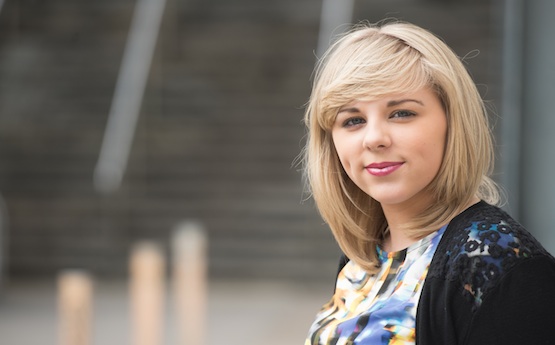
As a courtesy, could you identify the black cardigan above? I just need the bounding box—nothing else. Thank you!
[335,201,555,344]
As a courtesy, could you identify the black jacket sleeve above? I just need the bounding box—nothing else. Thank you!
[463,257,555,345]
[332,254,350,293]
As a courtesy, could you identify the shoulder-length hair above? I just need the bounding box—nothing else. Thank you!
[303,21,499,273]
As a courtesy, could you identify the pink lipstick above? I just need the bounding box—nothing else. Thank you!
[365,162,404,176]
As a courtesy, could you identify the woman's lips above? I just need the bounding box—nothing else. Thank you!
[365,162,404,176]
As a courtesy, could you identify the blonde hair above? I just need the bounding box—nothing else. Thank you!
[303,21,499,273]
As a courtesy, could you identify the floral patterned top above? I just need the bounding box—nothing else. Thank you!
[305,225,447,345]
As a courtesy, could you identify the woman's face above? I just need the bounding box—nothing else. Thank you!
[331,87,447,209]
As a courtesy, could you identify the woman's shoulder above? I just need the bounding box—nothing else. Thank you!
[428,200,555,307]
[440,200,551,259]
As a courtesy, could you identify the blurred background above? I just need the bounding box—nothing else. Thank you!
[0,0,554,344]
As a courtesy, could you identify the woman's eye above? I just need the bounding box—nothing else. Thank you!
[390,110,415,119]
[343,117,365,127]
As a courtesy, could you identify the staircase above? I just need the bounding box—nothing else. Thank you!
[0,0,341,281]
[0,0,498,281]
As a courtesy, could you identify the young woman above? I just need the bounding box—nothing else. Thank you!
[303,21,555,345]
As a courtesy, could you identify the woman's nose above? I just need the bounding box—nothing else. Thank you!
[362,123,391,151]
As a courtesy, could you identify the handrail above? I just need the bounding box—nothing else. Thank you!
[316,0,355,57]
[500,0,524,217]
[0,192,8,294]
[93,0,167,194]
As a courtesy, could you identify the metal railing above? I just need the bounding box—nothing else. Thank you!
[317,0,355,57]
[94,0,167,194]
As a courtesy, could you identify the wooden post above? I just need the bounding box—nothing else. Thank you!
[130,241,166,345]
[172,221,208,345]
[58,270,93,345]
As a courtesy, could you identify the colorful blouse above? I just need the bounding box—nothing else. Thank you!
[305,225,447,345]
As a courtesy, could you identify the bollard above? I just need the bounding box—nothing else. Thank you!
[58,270,93,345]
[130,241,166,345]
[172,221,208,345]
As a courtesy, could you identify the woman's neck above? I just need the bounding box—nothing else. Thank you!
[381,196,480,252]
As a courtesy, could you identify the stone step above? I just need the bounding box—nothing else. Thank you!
[0,0,334,280]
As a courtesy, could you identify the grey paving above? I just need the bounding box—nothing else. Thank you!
[0,278,331,345]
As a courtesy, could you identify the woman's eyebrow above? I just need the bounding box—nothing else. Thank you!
[337,107,360,114]
[338,99,424,114]
[387,99,424,107]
